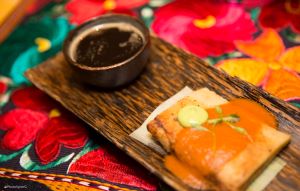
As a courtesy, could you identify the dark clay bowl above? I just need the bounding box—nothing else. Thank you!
[63,14,150,88]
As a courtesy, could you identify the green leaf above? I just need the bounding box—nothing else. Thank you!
[291,101,300,108]
[215,106,222,115]
[0,144,31,162]
[149,0,172,7]
[192,125,209,131]
[207,118,223,125]
[20,149,74,171]
[140,6,154,28]
[281,28,300,43]
[0,16,73,85]
[250,8,260,21]
[223,114,240,123]
[232,126,247,135]
[292,103,300,108]
[226,122,247,135]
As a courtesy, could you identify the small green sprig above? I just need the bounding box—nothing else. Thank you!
[191,124,209,131]
[226,122,253,142]
[207,114,240,125]
[177,105,253,141]
[207,106,252,141]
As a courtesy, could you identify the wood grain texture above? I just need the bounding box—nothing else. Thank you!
[26,36,300,191]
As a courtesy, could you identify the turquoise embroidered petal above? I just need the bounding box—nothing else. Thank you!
[0,16,73,85]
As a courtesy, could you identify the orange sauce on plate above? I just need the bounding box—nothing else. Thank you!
[165,99,277,188]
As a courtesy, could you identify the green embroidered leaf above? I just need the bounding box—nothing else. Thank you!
[250,8,260,21]
[140,6,154,28]
[281,28,300,43]
[149,0,171,7]
[0,17,73,85]
[0,144,31,162]
[20,149,74,171]
[291,101,300,108]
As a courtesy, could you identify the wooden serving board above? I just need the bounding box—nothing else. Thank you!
[26,37,300,191]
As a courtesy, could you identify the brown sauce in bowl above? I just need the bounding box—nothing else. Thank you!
[73,25,144,67]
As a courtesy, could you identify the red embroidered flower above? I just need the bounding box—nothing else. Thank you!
[151,0,256,58]
[0,109,48,150]
[0,87,88,164]
[35,114,88,164]
[69,143,157,191]
[259,0,300,33]
[65,0,149,24]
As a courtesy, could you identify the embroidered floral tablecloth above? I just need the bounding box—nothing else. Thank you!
[0,0,299,190]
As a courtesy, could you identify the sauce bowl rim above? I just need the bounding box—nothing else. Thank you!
[63,14,150,71]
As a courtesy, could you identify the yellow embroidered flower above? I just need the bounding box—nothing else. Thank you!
[49,108,61,118]
[35,37,51,52]
[217,29,300,101]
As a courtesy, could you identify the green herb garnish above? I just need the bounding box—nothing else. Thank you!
[191,124,209,131]
[208,106,252,141]
[226,123,247,135]
[215,106,223,115]
[226,122,253,142]
[177,105,252,141]
[207,113,240,125]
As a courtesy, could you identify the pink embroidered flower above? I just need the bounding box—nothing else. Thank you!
[151,0,256,58]
[259,0,300,33]
[65,0,149,24]
[0,87,88,164]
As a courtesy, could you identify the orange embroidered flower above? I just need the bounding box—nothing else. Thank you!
[217,29,300,101]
